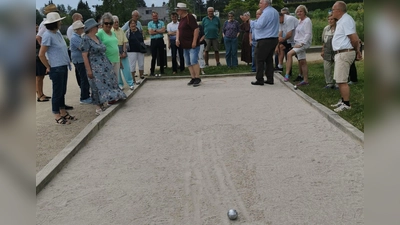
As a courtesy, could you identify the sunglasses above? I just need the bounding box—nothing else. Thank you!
[103,22,114,26]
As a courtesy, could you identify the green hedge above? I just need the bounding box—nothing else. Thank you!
[284,0,363,12]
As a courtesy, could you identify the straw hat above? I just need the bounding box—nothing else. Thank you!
[44,4,59,15]
[43,12,65,24]
[84,18,99,33]
[175,3,188,10]
[72,20,85,30]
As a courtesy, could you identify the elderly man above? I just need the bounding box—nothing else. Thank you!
[249,9,262,72]
[148,11,166,76]
[175,3,201,86]
[122,10,142,32]
[67,13,83,40]
[275,10,298,73]
[330,1,362,112]
[250,0,279,85]
[167,12,185,74]
[201,7,221,67]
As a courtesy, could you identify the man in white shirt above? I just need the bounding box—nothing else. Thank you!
[66,13,83,87]
[275,11,298,73]
[167,12,184,74]
[122,10,142,32]
[330,1,362,112]
[66,13,83,40]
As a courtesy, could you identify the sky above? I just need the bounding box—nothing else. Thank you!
[35,0,167,11]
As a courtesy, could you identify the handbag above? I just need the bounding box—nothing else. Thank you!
[139,42,147,53]
[132,32,147,53]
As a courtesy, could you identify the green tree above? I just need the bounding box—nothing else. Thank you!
[36,9,44,25]
[94,0,146,23]
[76,0,93,20]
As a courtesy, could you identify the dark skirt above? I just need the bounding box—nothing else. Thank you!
[36,58,47,76]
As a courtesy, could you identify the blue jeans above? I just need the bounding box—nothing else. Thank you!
[251,42,257,72]
[74,63,90,100]
[49,65,68,114]
[183,46,200,66]
[224,37,238,67]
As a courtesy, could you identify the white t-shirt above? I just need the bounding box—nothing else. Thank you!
[67,25,74,40]
[37,19,47,38]
[167,21,179,40]
[294,17,312,47]
[279,14,298,44]
[332,13,356,51]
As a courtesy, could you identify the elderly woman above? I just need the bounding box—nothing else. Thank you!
[284,5,312,86]
[70,20,92,104]
[321,14,337,89]
[112,15,135,90]
[239,12,252,65]
[38,12,77,125]
[96,13,120,79]
[81,18,127,115]
[36,23,50,102]
[222,11,240,68]
[126,19,145,82]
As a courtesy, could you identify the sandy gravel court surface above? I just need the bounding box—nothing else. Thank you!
[37,77,363,224]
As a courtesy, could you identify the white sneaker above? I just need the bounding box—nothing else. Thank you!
[330,99,342,108]
[129,86,134,90]
[201,70,205,75]
[334,103,351,112]
[119,86,124,91]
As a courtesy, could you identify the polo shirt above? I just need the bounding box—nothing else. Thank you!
[279,14,298,44]
[332,13,356,51]
[148,20,165,39]
[112,27,128,45]
[202,16,220,39]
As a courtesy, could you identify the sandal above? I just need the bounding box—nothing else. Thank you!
[37,94,49,102]
[62,112,78,121]
[55,117,71,125]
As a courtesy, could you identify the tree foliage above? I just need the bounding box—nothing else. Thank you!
[94,0,146,23]
[36,9,43,25]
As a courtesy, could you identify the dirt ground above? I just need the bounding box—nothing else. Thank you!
[36,76,363,224]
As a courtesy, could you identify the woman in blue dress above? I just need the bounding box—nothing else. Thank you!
[81,18,127,115]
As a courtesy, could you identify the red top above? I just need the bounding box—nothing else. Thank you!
[178,14,199,49]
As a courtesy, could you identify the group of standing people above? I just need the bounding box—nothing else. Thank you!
[249,0,361,113]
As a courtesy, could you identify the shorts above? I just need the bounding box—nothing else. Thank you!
[183,46,200,66]
[292,45,308,60]
[205,38,219,51]
[334,51,356,83]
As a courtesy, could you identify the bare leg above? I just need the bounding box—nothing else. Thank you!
[278,45,285,66]
[299,59,308,82]
[204,51,209,65]
[139,70,144,78]
[215,51,220,64]
[188,66,195,78]
[131,72,136,83]
[192,64,200,78]
[338,83,350,101]
[36,76,45,100]
[285,50,295,75]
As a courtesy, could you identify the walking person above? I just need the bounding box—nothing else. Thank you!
[283,5,312,86]
[112,15,135,90]
[321,14,337,89]
[70,20,92,104]
[148,11,166,76]
[167,11,185,74]
[175,3,201,86]
[330,1,362,112]
[222,11,240,68]
[250,0,279,85]
[202,7,222,66]
[38,12,77,124]
[126,19,146,84]
[81,18,127,115]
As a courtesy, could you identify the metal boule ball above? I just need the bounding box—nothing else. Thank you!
[227,209,238,220]
[293,85,297,90]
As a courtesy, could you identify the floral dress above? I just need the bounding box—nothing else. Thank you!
[81,35,126,105]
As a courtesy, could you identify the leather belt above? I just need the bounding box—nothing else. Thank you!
[257,37,278,41]
[335,48,354,54]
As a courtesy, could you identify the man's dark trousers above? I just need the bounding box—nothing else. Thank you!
[150,38,165,74]
[255,38,279,82]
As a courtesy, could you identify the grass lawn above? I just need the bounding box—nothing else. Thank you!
[154,60,364,132]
